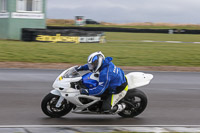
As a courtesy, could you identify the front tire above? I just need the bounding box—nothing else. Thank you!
[118,89,147,118]
[41,93,73,118]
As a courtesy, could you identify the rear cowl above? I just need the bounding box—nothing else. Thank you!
[126,72,153,89]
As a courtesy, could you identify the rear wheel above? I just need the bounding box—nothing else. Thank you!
[41,93,73,118]
[118,89,147,118]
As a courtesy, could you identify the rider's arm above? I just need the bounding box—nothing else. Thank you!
[77,64,89,71]
[88,69,110,96]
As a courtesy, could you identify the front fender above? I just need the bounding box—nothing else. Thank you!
[50,89,61,96]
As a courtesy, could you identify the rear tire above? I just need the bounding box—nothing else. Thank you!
[118,89,147,118]
[41,93,73,118]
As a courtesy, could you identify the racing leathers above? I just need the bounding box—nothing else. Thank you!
[78,57,128,112]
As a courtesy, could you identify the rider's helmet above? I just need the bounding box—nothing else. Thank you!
[87,51,105,73]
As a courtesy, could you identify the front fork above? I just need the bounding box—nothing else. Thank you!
[55,96,64,108]
[50,89,64,108]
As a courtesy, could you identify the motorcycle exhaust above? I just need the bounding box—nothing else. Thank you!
[111,103,126,113]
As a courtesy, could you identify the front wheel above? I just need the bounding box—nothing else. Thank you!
[118,89,148,118]
[41,93,73,118]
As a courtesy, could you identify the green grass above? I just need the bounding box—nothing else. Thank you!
[0,32,200,66]
[106,32,200,42]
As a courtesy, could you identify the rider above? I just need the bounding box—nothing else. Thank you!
[76,51,128,113]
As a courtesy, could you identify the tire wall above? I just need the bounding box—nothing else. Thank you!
[47,26,200,34]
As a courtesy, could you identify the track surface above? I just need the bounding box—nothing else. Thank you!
[0,69,199,125]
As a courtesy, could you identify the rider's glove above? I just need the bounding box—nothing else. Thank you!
[80,88,89,95]
[74,66,82,72]
[74,66,80,71]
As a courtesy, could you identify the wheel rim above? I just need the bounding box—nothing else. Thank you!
[47,97,67,114]
[123,96,143,115]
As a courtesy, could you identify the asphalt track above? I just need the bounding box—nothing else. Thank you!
[0,69,199,125]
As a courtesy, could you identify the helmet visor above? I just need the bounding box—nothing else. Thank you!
[88,56,98,71]
[88,63,94,70]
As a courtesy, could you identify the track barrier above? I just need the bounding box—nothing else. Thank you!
[22,28,105,43]
[47,26,200,34]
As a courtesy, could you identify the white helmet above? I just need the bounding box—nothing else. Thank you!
[87,51,105,72]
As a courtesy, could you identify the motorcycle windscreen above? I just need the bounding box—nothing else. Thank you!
[82,73,99,89]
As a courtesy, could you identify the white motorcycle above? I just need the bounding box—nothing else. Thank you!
[41,66,153,118]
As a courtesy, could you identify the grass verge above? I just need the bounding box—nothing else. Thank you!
[0,32,200,67]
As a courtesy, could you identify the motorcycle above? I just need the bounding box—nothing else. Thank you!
[41,66,153,118]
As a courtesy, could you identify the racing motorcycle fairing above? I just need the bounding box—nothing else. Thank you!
[48,66,153,114]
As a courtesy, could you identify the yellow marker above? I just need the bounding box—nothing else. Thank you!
[59,76,63,81]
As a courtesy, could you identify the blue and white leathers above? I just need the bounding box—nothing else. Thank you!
[79,57,127,96]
